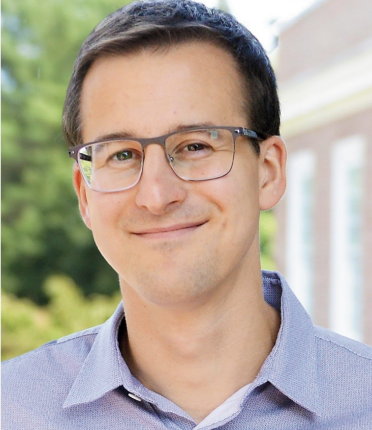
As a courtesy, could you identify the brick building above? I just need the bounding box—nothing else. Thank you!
[275,0,372,344]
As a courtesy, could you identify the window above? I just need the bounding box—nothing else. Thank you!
[330,136,365,341]
[286,150,315,315]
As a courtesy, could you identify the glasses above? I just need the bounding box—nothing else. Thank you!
[68,126,264,193]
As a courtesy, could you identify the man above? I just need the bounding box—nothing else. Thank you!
[2,0,372,428]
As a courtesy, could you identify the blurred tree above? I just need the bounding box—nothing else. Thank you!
[260,210,277,270]
[2,0,131,303]
[1,275,122,360]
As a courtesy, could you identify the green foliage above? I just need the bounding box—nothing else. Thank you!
[2,0,131,302]
[1,275,122,361]
[260,210,278,270]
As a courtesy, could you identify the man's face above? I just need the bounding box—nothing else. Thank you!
[76,42,270,307]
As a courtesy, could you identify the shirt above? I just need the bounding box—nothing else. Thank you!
[2,270,372,429]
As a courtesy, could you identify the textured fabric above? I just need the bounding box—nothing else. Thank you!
[2,270,372,429]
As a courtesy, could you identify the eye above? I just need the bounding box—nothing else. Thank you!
[113,150,135,161]
[186,143,208,152]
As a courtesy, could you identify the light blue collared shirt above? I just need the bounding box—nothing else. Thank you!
[2,271,372,429]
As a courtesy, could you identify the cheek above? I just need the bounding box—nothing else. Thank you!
[199,178,260,261]
[86,193,127,253]
[87,196,110,228]
[225,165,260,236]
[87,190,129,222]
[209,159,260,216]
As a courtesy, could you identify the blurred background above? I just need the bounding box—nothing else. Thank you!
[2,0,372,360]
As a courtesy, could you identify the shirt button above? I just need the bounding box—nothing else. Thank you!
[128,393,142,402]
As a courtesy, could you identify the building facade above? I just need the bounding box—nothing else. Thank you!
[275,0,372,344]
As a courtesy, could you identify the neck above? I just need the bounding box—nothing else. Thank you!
[119,268,280,423]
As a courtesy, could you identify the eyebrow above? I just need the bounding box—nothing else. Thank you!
[89,122,218,143]
[174,122,216,132]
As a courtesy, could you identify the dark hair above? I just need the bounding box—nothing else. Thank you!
[62,0,280,152]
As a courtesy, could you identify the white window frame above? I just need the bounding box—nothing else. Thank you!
[329,135,365,341]
[286,150,315,315]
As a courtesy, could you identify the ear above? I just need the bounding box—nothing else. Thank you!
[73,163,92,229]
[258,136,287,211]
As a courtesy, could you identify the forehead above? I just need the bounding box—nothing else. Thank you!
[80,42,247,140]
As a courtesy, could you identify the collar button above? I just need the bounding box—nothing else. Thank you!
[128,393,142,402]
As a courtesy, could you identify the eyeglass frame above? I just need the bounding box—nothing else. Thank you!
[68,126,267,192]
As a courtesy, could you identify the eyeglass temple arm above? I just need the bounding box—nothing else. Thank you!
[79,153,91,161]
[68,149,91,162]
[236,128,267,141]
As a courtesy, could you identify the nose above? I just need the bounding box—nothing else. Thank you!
[134,144,187,215]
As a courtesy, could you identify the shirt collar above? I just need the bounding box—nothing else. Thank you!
[63,270,322,416]
[63,303,125,408]
[257,270,322,416]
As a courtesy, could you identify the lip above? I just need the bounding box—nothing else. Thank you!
[132,222,206,239]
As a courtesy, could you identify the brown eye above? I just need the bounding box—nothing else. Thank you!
[186,143,207,152]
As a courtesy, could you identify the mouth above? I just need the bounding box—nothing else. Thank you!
[132,222,206,239]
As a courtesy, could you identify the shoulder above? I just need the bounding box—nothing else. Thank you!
[314,326,372,383]
[3,324,101,371]
[1,300,127,429]
[314,325,372,363]
[2,324,101,400]
[313,326,372,415]
[2,325,103,429]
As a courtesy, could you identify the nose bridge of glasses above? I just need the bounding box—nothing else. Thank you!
[140,136,176,173]
[140,136,174,168]
[141,136,167,152]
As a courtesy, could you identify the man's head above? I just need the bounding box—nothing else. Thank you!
[68,0,286,308]
[63,0,280,148]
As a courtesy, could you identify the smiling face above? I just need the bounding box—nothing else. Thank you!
[75,42,284,308]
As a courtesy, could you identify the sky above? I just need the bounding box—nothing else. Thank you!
[202,0,321,51]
